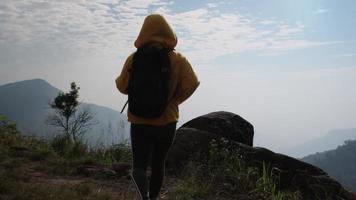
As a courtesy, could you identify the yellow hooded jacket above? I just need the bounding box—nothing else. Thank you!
[116,14,199,125]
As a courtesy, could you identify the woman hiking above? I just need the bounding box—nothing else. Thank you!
[116,14,199,200]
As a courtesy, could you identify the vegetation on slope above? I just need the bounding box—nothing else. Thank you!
[167,138,302,200]
[303,139,356,192]
[0,116,134,200]
[1,115,303,200]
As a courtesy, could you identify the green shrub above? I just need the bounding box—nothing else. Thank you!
[70,141,88,158]
[0,115,19,135]
[87,142,132,165]
[50,135,88,158]
[50,135,72,156]
[28,147,53,161]
[109,142,132,162]
[0,129,23,147]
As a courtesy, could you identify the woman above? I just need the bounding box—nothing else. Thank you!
[116,14,199,200]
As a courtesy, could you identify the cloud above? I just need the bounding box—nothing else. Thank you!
[315,8,329,14]
[275,22,305,37]
[164,9,333,63]
[334,53,356,58]
[260,20,277,25]
[206,3,218,8]
[0,1,148,51]
[0,0,335,68]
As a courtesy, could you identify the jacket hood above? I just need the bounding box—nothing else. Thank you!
[134,14,177,49]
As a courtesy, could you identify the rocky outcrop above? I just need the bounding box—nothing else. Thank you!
[240,146,356,200]
[167,111,356,200]
[167,111,253,170]
[181,111,254,146]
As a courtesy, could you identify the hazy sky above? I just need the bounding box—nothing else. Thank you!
[1,0,356,153]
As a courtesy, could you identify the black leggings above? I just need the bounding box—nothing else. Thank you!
[130,122,176,200]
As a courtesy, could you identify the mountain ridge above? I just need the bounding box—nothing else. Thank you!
[302,139,356,192]
[285,128,356,158]
[0,78,129,146]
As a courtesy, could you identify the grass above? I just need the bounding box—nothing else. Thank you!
[0,178,113,200]
[0,116,134,200]
[0,116,332,199]
[0,116,302,199]
[167,138,302,200]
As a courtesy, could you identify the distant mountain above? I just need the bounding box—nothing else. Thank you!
[302,140,356,192]
[285,128,356,158]
[0,79,129,146]
[0,79,60,134]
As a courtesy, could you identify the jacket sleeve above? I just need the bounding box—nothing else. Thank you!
[115,55,133,95]
[175,57,200,105]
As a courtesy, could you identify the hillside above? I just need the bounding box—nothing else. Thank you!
[286,128,356,158]
[166,111,356,200]
[0,116,137,200]
[0,113,305,200]
[0,79,129,146]
[1,80,355,199]
[302,140,356,192]
[1,110,356,199]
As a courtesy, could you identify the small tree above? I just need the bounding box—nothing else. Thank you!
[47,82,95,142]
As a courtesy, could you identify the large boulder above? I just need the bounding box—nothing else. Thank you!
[167,111,253,170]
[167,111,356,200]
[181,111,254,146]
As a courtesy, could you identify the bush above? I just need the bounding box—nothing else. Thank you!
[50,135,88,158]
[50,135,72,156]
[0,115,19,135]
[0,117,55,162]
[105,142,132,163]
[70,141,88,158]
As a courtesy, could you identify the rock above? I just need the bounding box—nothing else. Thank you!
[77,163,131,180]
[236,144,356,200]
[167,111,253,170]
[167,111,356,200]
[182,111,254,146]
[112,162,131,177]
[167,127,221,170]
[77,164,118,179]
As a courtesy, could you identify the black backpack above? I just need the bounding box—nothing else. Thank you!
[126,46,171,118]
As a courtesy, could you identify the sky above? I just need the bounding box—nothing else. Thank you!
[1,0,356,154]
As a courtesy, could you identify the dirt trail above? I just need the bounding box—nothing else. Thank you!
[22,163,138,200]
[23,162,175,200]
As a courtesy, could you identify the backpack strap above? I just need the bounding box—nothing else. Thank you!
[120,100,128,114]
